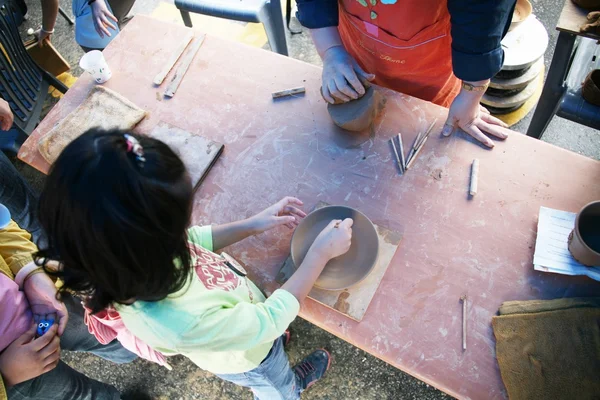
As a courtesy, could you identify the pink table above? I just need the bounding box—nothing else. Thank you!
[19,15,600,399]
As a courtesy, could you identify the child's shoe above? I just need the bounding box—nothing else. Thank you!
[293,349,331,390]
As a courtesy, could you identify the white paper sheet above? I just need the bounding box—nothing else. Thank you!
[533,207,600,281]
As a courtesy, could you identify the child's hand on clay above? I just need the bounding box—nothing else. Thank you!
[309,218,353,261]
[248,197,307,233]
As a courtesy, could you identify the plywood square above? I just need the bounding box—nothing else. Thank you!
[277,202,402,321]
[146,122,223,190]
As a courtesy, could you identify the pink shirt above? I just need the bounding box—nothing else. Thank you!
[0,273,33,351]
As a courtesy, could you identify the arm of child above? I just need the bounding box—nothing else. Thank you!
[0,221,38,277]
[177,219,353,353]
[176,288,300,353]
[281,218,353,301]
[211,197,306,251]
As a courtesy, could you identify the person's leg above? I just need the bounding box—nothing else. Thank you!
[7,360,120,400]
[0,151,46,247]
[61,294,137,364]
[218,337,300,400]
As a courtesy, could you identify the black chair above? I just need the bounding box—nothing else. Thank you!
[0,0,68,153]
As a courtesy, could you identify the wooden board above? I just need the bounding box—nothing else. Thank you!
[145,122,223,190]
[557,0,600,39]
[277,201,402,321]
[25,39,70,76]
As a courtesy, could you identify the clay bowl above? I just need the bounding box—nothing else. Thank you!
[568,201,600,266]
[510,0,533,31]
[291,205,379,291]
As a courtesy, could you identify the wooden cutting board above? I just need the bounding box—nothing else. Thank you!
[146,122,223,191]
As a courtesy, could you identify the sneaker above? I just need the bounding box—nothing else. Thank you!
[293,349,331,390]
[282,329,291,347]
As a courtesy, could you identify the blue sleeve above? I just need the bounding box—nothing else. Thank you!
[296,0,339,29]
[448,0,516,81]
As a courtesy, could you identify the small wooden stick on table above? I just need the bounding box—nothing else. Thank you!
[460,295,467,351]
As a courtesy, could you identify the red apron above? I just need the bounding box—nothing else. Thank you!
[338,0,460,107]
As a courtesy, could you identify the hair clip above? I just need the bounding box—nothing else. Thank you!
[124,134,146,164]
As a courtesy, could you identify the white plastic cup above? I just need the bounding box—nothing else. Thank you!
[0,203,11,230]
[79,50,112,84]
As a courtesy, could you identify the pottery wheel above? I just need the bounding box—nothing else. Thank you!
[291,205,379,291]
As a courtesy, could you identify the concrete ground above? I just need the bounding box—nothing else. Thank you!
[9,0,600,399]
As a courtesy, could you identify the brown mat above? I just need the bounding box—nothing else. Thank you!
[492,297,600,400]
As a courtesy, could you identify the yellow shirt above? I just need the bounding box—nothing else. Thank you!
[0,220,38,399]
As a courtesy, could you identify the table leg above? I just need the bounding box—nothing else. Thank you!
[526,31,577,139]
[179,10,193,28]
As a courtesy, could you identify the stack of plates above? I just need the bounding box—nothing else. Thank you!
[481,15,549,114]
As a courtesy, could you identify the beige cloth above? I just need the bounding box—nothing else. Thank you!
[38,86,146,164]
[493,297,600,400]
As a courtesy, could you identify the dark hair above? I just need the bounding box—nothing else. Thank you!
[36,128,193,313]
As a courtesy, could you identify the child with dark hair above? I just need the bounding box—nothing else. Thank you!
[37,128,354,399]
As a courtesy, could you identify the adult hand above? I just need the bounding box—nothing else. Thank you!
[0,98,13,131]
[91,0,118,38]
[0,323,60,387]
[23,270,68,336]
[441,85,511,148]
[249,197,306,233]
[321,46,375,104]
[309,218,353,261]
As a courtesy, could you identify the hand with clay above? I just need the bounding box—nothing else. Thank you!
[441,81,512,148]
[322,46,375,104]
[309,218,353,261]
[281,218,353,302]
[91,0,118,38]
[248,197,307,233]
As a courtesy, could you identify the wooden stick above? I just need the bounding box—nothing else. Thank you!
[272,87,306,99]
[415,118,438,149]
[405,135,429,170]
[164,35,205,98]
[153,32,193,86]
[460,295,467,351]
[469,159,479,196]
[390,138,403,174]
[397,133,406,170]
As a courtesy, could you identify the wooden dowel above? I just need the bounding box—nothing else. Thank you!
[405,135,429,170]
[164,35,205,98]
[153,32,193,86]
[390,138,403,174]
[397,133,406,170]
[272,87,306,99]
[469,159,479,196]
[415,118,438,149]
[461,295,467,351]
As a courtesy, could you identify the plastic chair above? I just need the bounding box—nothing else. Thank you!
[175,0,289,56]
[0,0,68,153]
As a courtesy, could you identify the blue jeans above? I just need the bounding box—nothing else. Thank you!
[0,151,46,247]
[218,337,300,400]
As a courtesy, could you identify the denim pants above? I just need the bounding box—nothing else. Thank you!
[7,294,137,400]
[218,337,301,400]
[0,151,46,247]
